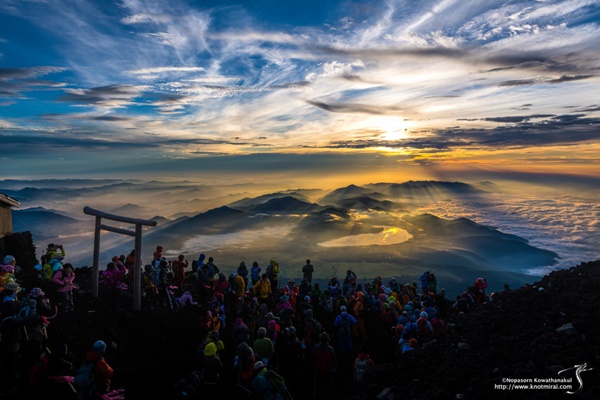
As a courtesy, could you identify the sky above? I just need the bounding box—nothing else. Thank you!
[1,0,599,186]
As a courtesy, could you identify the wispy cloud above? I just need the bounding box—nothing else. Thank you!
[0,0,598,178]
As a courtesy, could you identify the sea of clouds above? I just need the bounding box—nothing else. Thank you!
[416,193,600,275]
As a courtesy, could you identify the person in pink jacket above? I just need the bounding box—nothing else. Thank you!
[102,261,126,310]
[52,263,76,315]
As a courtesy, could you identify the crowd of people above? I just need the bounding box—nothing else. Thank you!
[0,242,497,399]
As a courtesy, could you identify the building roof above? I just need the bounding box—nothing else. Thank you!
[0,193,20,208]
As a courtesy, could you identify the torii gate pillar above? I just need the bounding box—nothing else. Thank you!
[83,206,157,311]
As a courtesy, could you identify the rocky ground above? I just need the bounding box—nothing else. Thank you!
[354,260,600,400]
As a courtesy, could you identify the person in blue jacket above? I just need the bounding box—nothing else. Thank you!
[333,305,357,355]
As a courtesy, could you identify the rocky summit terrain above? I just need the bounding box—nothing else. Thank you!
[354,260,600,400]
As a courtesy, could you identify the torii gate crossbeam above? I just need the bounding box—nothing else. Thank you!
[83,206,157,311]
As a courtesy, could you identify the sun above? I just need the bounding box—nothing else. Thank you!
[368,116,412,141]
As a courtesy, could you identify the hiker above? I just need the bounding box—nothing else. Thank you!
[353,291,368,339]
[254,274,272,308]
[283,278,299,310]
[199,309,215,340]
[428,273,438,294]
[172,254,188,290]
[76,340,114,400]
[152,246,163,267]
[45,343,75,397]
[25,287,53,360]
[334,305,357,355]
[343,270,358,286]
[313,332,337,400]
[142,265,157,308]
[102,261,126,310]
[327,277,341,302]
[250,261,261,286]
[267,259,280,292]
[298,278,313,300]
[419,271,431,292]
[278,326,302,393]
[237,261,249,287]
[252,361,287,400]
[302,259,314,283]
[234,342,255,391]
[0,256,17,292]
[233,317,251,347]
[42,254,64,283]
[205,257,220,287]
[353,345,374,387]
[0,281,29,393]
[42,243,66,266]
[176,290,199,308]
[52,262,76,315]
[416,311,433,339]
[253,326,274,367]
[201,342,223,396]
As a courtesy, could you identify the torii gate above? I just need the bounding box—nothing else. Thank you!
[83,206,157,311]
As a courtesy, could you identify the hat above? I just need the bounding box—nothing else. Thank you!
[93,340,107,354]
[254,361,265,370]
[30,287,45,298]
[318,332,330,342]
[340,305,347,311]
[47,243,56,249]
[3,255,15,264]
[230,273,237,279]
[1,264,14,273]
[199,253,206,259]
[204,342,217,357]
[6,282,20,292]
[304,295,311,301]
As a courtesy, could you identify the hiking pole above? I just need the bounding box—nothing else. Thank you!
[285,387,295,400]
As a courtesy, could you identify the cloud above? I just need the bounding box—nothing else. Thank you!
[324,114,600,150]
[58,85,148,109]
[0,66,68,99]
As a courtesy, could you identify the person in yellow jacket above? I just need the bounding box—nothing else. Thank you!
[253,274,272,308]
[267,259,280,292]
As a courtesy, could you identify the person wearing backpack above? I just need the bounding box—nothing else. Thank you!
[267,259,280,293]
[75,340,114,400]
[250,261,262,286]
[353,345,374,388]
[252,361,287,400]
[333,305,357,356]
[313,332,337,400]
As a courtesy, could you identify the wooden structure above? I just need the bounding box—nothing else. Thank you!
[83,206,157,311]
[0,193,20,238]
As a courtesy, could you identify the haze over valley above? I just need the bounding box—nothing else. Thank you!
[5,178,598,296]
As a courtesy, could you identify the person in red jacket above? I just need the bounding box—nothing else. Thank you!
[172,254,188,289]
[313,332,337,400]
[83,340,114,398]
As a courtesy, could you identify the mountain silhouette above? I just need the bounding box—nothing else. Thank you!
[244,196,324,214]
[318,184,387,205]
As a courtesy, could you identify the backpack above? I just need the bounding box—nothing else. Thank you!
[74,359,99,391]
[265,369,285,395]
[339,316,351,337]
[417,318,430,336]
[354,358,370,383]
[266,264,273,279]
[308,320,322,344]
